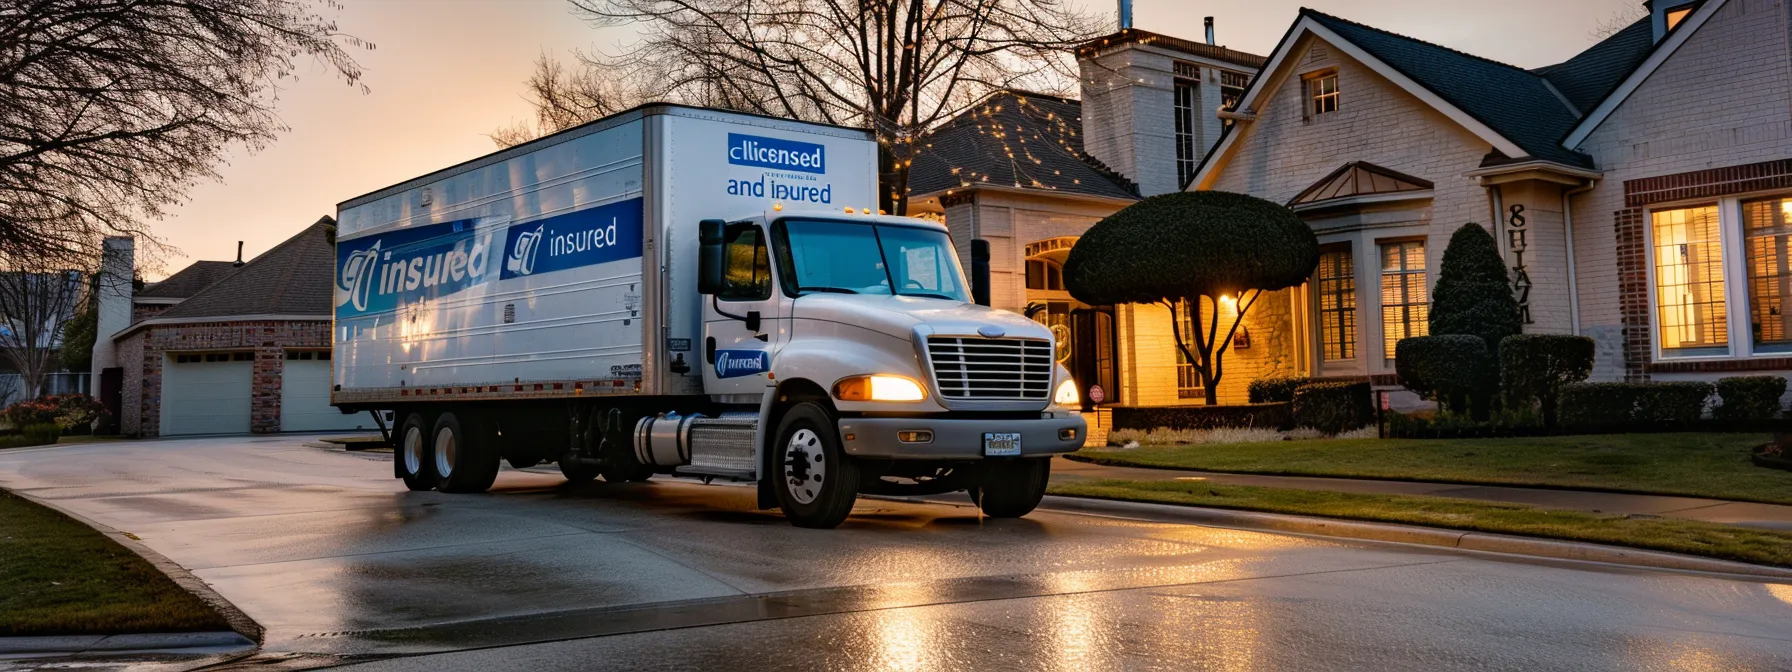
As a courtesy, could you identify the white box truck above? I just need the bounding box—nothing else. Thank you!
[332,105,1086,528]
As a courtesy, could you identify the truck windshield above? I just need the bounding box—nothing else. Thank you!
[779,219,969,302]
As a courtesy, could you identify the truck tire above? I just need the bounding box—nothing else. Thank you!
[592,408,652,483]
[559,459,601,485]
[433,412,500,494]
[771,402,859,529]
[397,412,437,491]
[969,458,1050,518]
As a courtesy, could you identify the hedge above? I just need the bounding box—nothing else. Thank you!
[0,423,60,449]
[1248,377,1314,404]
[1558,382,1713,432]
[1395,335,1489,412]
[1111,403,1291,431]
[1290,381,1373,434]
[1499,334,1595,428]
[1713,376,1785,422]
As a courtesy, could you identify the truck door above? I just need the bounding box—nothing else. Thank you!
[702,221,787,396]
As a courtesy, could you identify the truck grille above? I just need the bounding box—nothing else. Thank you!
[926,336,1053,401]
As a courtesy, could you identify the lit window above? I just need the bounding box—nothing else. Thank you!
[1380,241,1428,358]
[1220,71,1249,111]
[1175,299,1204,400]
[1653,205,1727,352]
[1025,259,1064,292]
[1744,196,1792,351]
[1173,71,1200,188]
[1665,7,1692,31]
[1307,72,1339,118]
[1317,246,1357,361]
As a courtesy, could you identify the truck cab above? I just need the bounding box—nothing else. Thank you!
[658,210,1086,526]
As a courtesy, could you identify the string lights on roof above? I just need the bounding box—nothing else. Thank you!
[925,92,1106,193]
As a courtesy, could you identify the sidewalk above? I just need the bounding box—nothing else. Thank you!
[1051,457,1792,532]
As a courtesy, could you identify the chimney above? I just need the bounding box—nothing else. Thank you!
[233,241,245,267]
[89,237,134,396]
[1205,17,1216,45]
[1117,0,1131,30]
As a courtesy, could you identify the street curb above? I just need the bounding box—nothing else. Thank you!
[0,631,255,657]
[2,490,265,651]
[1032,495,1792,582]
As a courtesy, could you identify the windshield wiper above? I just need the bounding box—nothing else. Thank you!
[798,287,860,295]
[898,292,958,301]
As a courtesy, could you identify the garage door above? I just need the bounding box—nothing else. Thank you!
[162,352,252,435]
[281,351,371,432]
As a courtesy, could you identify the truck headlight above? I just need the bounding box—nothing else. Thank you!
[1053,379,1080,406]
[833,374,926,402]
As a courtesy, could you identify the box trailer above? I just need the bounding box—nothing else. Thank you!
[333,105,1085,527]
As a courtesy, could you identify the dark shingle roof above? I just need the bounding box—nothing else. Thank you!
[137,261,238,300]
[1302,9,1593,168]
[1532,17,1655,114]
[909,91,1140,202]
[150,217,337,321]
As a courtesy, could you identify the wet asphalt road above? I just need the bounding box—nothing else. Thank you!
[0,435,1789,670]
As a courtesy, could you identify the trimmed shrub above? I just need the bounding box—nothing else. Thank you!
[2,394,105,433]
[1428,223,1522,416]
[1387,409,1542,439]
[1558,382,1714,431]
[1248,376,1313,404]
[1290,381,1373,434]
[1499,334,1595,428]
[1714,376,1786,421]
[0,423,61,449]
[1111,403,1291,432]
[1395,335,1489,413]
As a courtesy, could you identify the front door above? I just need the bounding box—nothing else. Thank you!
[702,221,787,396]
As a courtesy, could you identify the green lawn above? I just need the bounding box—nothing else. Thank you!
[0,489,229,636]
[1051,479,1792,568]
[1070,433,1792,504]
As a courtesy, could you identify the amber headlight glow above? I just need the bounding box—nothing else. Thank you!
[1053,379,1080,406]
[833,374,927,402]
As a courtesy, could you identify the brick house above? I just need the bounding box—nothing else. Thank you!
[1189,0,1792,395]
[102,218,376,436]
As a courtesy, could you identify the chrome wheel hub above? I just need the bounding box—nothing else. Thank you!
[784,428,826,505]
[403,426,425,476]
[434,426,457,479]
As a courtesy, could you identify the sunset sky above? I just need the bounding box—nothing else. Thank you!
[146,0,1642,279]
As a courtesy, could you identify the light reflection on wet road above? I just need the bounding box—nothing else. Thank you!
[0,436,1787,670]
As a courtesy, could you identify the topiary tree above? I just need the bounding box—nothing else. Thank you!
[1064,191,1318,405]
[1395,334,1490,414]
[1428,223,1522,417]
[1499,334,1595,429]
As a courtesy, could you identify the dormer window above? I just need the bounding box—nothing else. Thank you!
[1306,70,1339,118]
[1665,6,1693,31]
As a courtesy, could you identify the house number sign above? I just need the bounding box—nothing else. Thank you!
[1506,204,1535,325]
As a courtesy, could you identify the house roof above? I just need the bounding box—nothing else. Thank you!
[136,261,239,300]
[1300,9,1594,169]
[1290,161,1433,206]
[908,91,1140,203]
[1532,17,1655,114]
[133,217,337,326]
[1076,28,1268,70]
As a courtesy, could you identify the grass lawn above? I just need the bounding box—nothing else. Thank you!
[1050,479,1792,568]
[0,489,229,636]
[1069,433,1792,505]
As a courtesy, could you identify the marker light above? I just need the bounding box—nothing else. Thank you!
[834,374,926,402]
[773,203,784,211]
[845,206,855,213]
[1053,379,1080,406]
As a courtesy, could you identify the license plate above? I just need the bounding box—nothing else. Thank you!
[983,432,1021,457]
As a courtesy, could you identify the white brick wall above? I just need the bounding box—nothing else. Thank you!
[1571,0,1792,380]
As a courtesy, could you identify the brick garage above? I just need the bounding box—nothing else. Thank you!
[109,218,371,437]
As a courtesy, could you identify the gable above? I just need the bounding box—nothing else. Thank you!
[1563,0,1743,148]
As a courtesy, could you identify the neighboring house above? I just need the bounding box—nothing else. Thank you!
[910,28,1268,408]
[98,218,375,436]
[1189,0,1792,395]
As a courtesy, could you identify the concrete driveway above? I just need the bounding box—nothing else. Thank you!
[1,435,1789,669]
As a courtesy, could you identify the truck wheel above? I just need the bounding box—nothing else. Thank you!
[771,402,859,529]
[559,459,601,485]
[970,458,1051,518]
[397,412,437,491]
[433,412,500,494]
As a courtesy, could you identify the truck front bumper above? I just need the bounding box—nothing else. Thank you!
[838,412,1087,459]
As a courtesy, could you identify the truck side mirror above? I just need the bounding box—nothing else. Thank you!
[971,238,991,307]
[698,219,726,295]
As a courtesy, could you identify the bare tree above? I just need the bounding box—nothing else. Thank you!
[0,260,86,399]
[490,54,643,148]
[0,0,373,267]
[570,0,1106,215]
[1591,2,1648,41]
